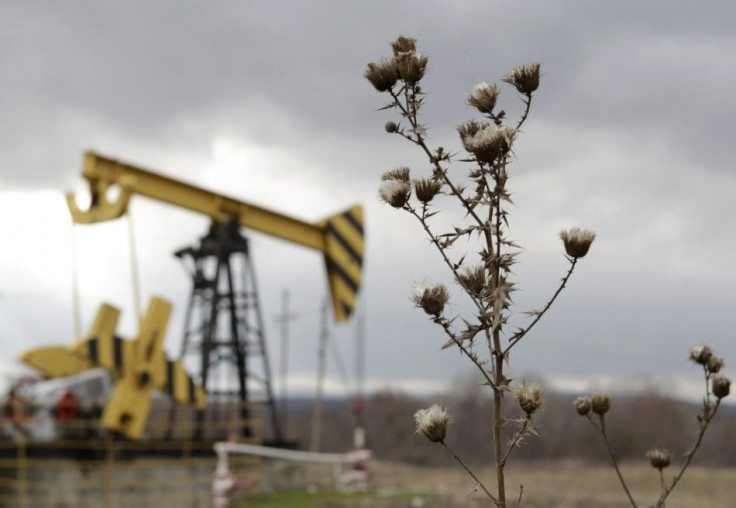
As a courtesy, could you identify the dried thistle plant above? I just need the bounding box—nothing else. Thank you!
[366,36,595,507]
[573,344,731,508]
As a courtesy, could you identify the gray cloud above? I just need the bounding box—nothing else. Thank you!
[1,1,735,401]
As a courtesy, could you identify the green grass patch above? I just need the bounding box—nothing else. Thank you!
[233,489,429,507]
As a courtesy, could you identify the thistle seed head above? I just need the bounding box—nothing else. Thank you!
[646,447,672,470]
[689,344,713,365]
[414,178,443,203]
[591,393,611,415]
[460,124,517,164]
[559,227,596,258]
[381,166,411,183]
[396,51,429,85]
[502,63,542,95]
[573,396,592,416]
[458,265,486,297]
[412,281,450,316]
[414,404,450,443]
[516,382,543,416]
[467,82,500,114]
[379,179,411,208]
[707,356,725,374]
[364,58,399,92]
[390,35,417,56]
[384,121,398,133]
[457,119,485,147]
[712,375,731,399]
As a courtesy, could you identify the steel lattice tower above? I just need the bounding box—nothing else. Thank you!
[175,218,282,441]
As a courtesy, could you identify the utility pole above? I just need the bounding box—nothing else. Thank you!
[311,298,329,452]
[353,309,366,450]
[275,290,297,439]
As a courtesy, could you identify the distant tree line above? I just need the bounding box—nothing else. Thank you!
[273,382,736,468]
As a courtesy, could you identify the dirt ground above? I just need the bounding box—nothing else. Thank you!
[364,460,736,508]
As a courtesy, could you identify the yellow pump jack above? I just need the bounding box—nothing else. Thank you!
[21,297,206,439]
[19,151,365,441]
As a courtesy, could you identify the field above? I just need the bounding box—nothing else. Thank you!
[241,460,735,508]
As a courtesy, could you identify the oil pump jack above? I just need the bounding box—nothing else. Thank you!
[51,151,364,442]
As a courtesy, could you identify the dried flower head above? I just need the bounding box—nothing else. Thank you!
[502,63,541,95]
[712,375,731,399]
[559,227,596,258]
[516,382,543,416]
[364,58,399,92]
[414,404,450,443]
[689,344,713,365]
[414,178,443,203]
[381,166,411,183]
[413,281,450,316]
[646,447,672,470]
[396,51,429,85]
[707,355,724,374]
[467,82,500,114]
[379,179,411,208]
[591,393,611,416]
[460,124,517,164]
[385,121,398,133]
[457,119,485,143]
[391,35,417,56]
[458,265,486,297]
[573,396,592,416]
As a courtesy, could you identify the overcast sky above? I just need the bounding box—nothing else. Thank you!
[1,1,735,404]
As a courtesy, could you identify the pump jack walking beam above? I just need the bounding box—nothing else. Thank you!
[66,151,364,321]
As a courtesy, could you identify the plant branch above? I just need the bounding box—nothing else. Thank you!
[408,205,485,315]
[435,317,495,388]
[587,414,638,508]
[504,257,577,355]
[500,415,532,466]
[654,398,721,508]
[440,440,498,504]
[388,89,487,230]
[515,94,533,130]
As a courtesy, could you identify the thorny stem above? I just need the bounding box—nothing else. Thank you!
[407,204,495,390]
[408,205,486,316]
[394,81,511,505]
[515,94,533,130]
[491,157,506,506]
[388,88,487,231]
[515,484,524,508]
[500,415,532,466]
[654,392,722,507]
[435,317,495,389]
[586,415,638,508]
[493,335,505,506]
[439,440,498,504]
[504,258,578,355]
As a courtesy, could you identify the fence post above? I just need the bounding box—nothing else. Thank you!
[16,438,28,508]
[212,445,234,508]
[104,438,113,508]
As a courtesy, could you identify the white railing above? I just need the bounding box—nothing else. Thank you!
[212,442,371,507]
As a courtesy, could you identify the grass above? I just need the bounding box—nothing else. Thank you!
[232,489,425,507]
[232,460,736,508]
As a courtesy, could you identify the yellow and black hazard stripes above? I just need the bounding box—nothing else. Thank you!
[164,359,206,409]
[85,335,130,374]
[322,205,364,322]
